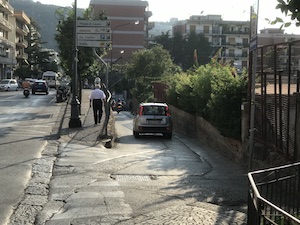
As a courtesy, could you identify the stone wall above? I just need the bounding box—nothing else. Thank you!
[169,105,244,164]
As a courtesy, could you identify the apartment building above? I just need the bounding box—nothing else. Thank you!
[173,15,250,72]
[89,0,152,65]
[258,28,300,46]
[14,10,30,68]
[0,0,30,80]
[0,0,15,79]
[257,28,300,75]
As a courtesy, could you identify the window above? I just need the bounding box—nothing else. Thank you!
[190,25,196,33]
[229,38,235,45]
[204,26,209,34]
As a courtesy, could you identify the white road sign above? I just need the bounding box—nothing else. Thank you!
[77,20,110,27]
[77,27,110,33]
[77,34,111,41]
[77,40,111,48]
[77,20,111,48]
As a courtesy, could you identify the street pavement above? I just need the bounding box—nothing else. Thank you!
[8,89,247,225]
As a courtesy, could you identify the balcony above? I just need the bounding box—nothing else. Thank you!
[16,39,28,48]
[16,52,28,60]
[0,0,14,14]
[0,14,12,31]
[16,25,29,36]
[144,11,152,19]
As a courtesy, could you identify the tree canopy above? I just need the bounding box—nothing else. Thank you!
[126,45,181,102]
[269,0,300,28]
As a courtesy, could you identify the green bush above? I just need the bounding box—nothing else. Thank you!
[166,61,248,139]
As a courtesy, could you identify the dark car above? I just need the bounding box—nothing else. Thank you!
[133,102,173,139]
[32,80,49,95]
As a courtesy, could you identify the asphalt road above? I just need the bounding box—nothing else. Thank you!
[0,89,61,225]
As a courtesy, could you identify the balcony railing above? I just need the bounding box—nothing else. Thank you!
[248,162,300,225]
[0,0,14,14]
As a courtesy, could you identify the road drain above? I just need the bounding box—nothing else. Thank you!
[111,174,158,181]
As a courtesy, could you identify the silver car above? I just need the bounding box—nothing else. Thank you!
[0,79,19,91]
[133,102,173,139]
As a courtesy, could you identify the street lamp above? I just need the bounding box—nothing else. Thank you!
[68,0,82,128]
[110,20,139,73]
[110,49,124,73]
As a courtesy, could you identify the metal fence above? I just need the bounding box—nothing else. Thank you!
[248,162,300,224]
[253,40,300,161]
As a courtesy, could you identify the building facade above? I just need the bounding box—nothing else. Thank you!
[173,15,250,72]
[89,0,152,66]
[0,0,15,79]
[14,10,30,69]
[0,0,31,80]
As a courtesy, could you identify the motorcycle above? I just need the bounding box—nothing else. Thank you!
[23,88,30,98]
[56,85,70,103]
[116,103,123,114]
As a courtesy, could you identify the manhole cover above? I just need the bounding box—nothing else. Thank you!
[111,175,158,181]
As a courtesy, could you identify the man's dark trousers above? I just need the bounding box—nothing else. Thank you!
[92,99,103,124]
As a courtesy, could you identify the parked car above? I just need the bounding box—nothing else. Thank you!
[32,80,49,95]
[133,102,173,139]
[0,79,19,91]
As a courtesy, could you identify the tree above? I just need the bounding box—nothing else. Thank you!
[182,31,211,70]
[268,0,300,28]
[25,19,55,77]
[55,8,102,80]
[126,45,181,102]
[154,31,211,71]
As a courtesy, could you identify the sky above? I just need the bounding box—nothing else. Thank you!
[33,0,300,34]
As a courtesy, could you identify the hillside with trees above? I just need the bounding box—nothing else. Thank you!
[9,0,83,50]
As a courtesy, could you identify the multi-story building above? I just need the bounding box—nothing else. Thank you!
[173,15,250,72]
[0,0,15,79]
[258,28,300,46]
[14,10,30,69]
[256,28,300,75]
[0,4,30,80]
[89,0,152,66]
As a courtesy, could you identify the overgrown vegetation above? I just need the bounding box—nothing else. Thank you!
[166,60,248,139]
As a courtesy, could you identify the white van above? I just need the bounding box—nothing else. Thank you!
[42,71,59,88]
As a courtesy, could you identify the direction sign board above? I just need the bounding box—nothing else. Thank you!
[77,40,111,48]
[77,27,110,34]
[77,34,111,41]
[77,20,111,48]
[77,20,110,27]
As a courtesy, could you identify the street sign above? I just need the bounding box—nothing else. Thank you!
[77,20,110,27]
[77,34,111,41]
[77,40,111,48]
[77,20,111,48]
[77,27,110,34]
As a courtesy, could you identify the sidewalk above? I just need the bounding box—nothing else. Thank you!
[59,89,113,146]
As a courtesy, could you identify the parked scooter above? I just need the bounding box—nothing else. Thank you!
[56,83,70,103]
[23,88,30,98]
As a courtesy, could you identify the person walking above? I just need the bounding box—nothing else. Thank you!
[89,84,106,125]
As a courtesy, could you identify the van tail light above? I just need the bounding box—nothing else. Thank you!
[139,106,143,116]
[166,106,170,116]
